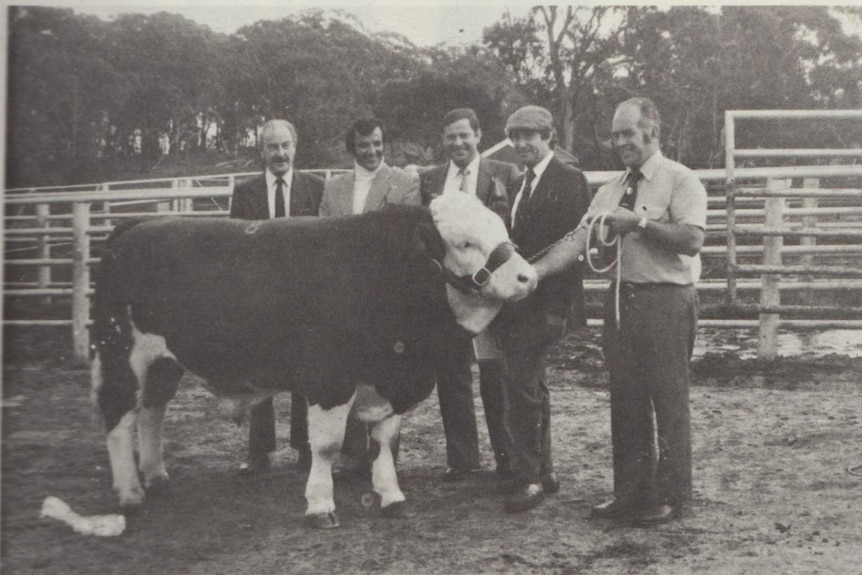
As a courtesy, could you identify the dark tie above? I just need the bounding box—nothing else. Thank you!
[274,177,286,218]
[514,167,536,224]
[619,169,642,211]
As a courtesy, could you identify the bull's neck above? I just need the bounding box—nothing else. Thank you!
[445,285,503,336]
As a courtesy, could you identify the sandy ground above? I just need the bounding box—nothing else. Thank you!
[2,325,861,575]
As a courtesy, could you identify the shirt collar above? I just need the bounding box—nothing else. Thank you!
[528,150,554,181]
[631,151,662,183]
[266,168,292,188]
[449,154,481,177]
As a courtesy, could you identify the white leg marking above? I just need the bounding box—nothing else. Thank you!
[107,411,144,507]
[370,414,405,508]
[138,406,168,489]
[304,396,354,517]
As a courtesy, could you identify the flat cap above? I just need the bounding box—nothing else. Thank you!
[506,105,554,132]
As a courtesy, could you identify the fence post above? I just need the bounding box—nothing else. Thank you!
[36,203,52,304]
[72,202,91,361]
[800,177,819,305]
[758,178,787,360]
[725,111,738,306]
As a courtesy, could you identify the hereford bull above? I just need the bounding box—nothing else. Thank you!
[90,192,537,528]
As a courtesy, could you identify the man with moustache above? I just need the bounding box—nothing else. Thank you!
[531,97,707,525]
[420,108,520,482]
[230,119,324,475]
[496,105,591,513]
[318,117,420,475]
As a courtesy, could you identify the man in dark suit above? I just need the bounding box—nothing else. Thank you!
[419,108,521,482]
[495,105,592,513]
[229,118,324,474]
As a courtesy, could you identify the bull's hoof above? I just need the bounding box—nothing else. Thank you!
[118,486,146,510]
[305,512,340,529]
[381,501,406,518]
[144,474,170,496]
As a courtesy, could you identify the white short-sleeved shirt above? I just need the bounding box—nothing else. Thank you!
[585,152,707,285]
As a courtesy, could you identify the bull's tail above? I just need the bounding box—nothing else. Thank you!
[91,220,143,432]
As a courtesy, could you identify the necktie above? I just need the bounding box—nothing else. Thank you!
[619,169,642,211]
[458,169,469,192]
[274,177,286,218]
[522,167,536,204]
[513,168,536,226]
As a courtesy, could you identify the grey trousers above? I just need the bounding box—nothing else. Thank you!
[601,283,697,507]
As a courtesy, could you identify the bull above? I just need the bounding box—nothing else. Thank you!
[90,192,536,528]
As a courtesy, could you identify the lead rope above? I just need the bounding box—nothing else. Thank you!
[526,211,624,329]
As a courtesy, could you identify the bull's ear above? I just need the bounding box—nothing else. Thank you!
[409,216,445,266]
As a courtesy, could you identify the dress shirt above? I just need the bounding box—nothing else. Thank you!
[265,169,293,218]
[584,151,708,284]
[443,155,481,196]
[510,150,554,226]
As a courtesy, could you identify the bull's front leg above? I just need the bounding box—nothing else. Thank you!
[304,397,353,529]
[369,414,406,517]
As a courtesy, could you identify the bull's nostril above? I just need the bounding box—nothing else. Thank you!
[518,274,530,283]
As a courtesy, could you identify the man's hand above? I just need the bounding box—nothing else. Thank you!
[603,207,642,236]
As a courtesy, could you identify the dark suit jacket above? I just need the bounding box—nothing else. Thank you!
[230,170,324,220]
[502,154,592,333]
[419,158,519,222]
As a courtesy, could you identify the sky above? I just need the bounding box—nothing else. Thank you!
[13,1,859,47]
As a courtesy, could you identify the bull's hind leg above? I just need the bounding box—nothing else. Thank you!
[137,357,183,494]
[92,352,145,509]
[305,397,353,529]
[353,384,406,517]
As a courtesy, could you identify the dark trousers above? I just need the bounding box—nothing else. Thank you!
[246,393,306,463]
[436,335,510,472]
[601,283,696,507]
[500,318,563,484]
[249,392,395,468]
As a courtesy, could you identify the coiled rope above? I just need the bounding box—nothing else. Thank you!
[526,212,625,329]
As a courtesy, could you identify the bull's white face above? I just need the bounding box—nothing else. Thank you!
[430,193,537,333]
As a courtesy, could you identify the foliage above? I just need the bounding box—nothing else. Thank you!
[6,5,862,187]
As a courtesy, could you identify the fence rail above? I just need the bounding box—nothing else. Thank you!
[6,124,862,359]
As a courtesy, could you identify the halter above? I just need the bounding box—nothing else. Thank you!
[431,241,519,294]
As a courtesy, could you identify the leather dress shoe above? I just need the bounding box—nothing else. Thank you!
[634,504,679,526]
[590,499,638,519]
[238,456,271,477]
[441,467,479,482]
[504,483,545,514]
[541,473,560,495]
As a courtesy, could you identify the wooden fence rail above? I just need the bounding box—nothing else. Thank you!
[5,160,862,360]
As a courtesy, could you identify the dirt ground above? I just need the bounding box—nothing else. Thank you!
[2,325,861,575]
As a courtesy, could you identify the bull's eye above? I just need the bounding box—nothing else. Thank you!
[461,241,472,250]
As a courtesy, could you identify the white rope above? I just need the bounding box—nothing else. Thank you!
[584,212,624,330]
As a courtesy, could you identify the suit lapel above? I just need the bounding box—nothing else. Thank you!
[430,164,447,197]
[252,176,271,219]
[337,172,357,215]
[475,160,493,205]
[289,172,307,217]
[363,164,392,213]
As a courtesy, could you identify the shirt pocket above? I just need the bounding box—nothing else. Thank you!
[636,195,670,224]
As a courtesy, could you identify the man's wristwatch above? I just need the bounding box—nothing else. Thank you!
[638,217,649,230]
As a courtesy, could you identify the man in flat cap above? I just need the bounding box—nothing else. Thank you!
[495,105,592,513]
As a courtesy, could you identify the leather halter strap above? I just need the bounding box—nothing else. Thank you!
[431,241,519,294]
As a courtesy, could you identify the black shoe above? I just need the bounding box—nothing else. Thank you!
[238,456,270,477]
[541,472,560,495]
[634,504,680,526]
[441,467,479,482]
[590,499,638,519]
[504,483,545,514]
